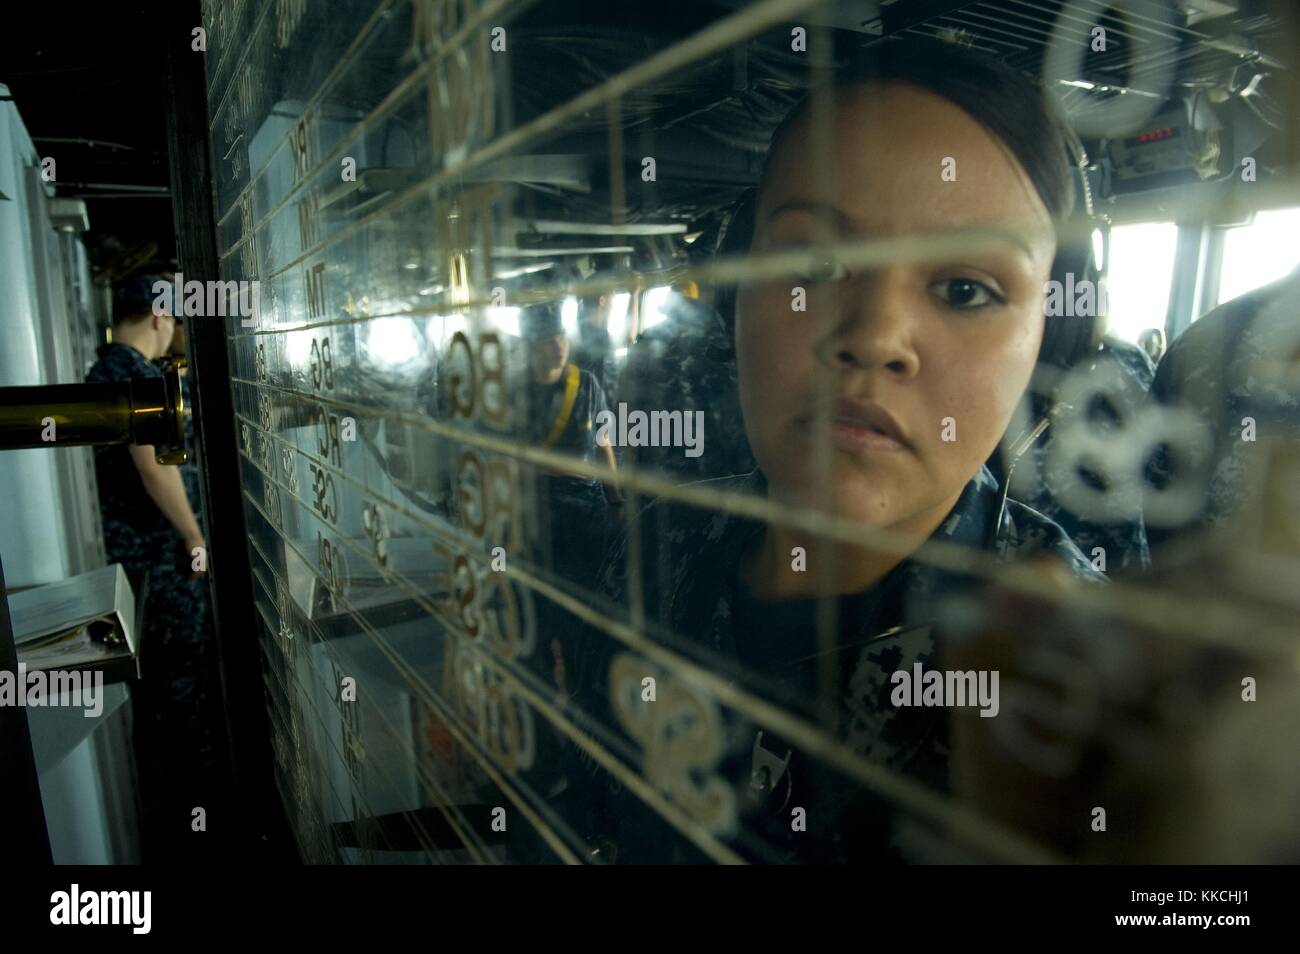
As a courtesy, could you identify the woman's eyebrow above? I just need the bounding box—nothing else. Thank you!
[762,199,854,231]
[763,198,1044,264]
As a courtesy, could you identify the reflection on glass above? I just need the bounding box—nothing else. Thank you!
[200,0,1300,866]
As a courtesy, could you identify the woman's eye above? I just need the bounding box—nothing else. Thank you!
[931,277,1003,309]
[798,258,849,284]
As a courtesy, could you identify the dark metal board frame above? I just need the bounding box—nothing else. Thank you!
[162,0,298,863]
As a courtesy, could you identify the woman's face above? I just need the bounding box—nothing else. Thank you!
[735,82,1057,533]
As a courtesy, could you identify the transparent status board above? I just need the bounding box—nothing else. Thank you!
[199,0,1300,864]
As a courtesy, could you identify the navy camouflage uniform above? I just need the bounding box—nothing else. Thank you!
[86,342,225,845]
[573,465,1102,863]
[522,363,616,584]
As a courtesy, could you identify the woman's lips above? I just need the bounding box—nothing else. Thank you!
[829,417,908,453]
[796,399,912,455]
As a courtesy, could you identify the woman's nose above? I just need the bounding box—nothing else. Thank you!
[817,270,921,378]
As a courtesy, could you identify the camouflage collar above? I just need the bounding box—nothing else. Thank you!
[670,465,1010,657]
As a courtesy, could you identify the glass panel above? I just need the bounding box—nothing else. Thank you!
[197,0,1300,864]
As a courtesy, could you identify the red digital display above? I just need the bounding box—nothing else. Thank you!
[1136,127,1175,144]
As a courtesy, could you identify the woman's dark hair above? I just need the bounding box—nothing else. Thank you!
[715,37,1081,337]
[765,36,1077,224]
[720,37,1079,286]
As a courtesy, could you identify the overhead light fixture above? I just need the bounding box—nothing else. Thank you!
[526,220,687,236]
[493,262,556,280]
[494,245,635,257]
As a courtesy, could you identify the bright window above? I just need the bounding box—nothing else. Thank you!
[640,286,673,332]
[1214,206,1300,310]
[1104,222,1179,344]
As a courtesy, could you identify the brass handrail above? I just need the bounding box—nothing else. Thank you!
[0,362,188,464]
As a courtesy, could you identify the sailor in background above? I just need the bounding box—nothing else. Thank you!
[85,272,229,861]
[520,303,625,584]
